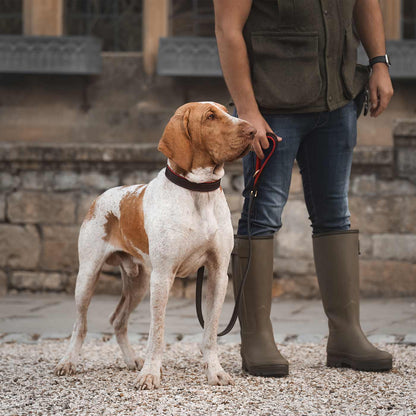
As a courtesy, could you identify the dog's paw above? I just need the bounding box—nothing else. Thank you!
[134,369,161,390]
[126,357,144,371]
[54,360,77,376]
[207,370,234,386]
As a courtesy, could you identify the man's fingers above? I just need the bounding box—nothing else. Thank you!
[370,86,379,111]
[252,139,265,159]
[260,134,270,149]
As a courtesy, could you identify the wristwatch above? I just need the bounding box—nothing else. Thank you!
[369,53,391,68]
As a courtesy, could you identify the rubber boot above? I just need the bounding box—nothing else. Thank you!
[232,234,289,377]
[313,229,392,371]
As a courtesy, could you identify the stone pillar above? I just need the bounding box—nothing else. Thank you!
[23,0,64,36]
[143,0,170,76]
[394,121,416,183]
[379,0,401,40]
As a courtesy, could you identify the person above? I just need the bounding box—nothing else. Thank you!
[213,0,394,376]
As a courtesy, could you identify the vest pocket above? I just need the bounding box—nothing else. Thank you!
[250,32,322,110]
[341,24,359,99]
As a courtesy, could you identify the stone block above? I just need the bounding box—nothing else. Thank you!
[11,271,67,291]
[351,174,377,196]
[80,172,119,190]
[53,171,80,190]
[20,171,54,190]
[274,257,315,276]
[276,200,313,259]
[273,274,320,299]
[40,225,79,271]
[349,196,416,233]
[121,171,159,186]
[170,278,184,298]
[289,168,303,195]
[0,195,5,221]
[95,273,122,295]
[7,191,77,224]
[0,172,20,190]
[351,174,416,196]
[373,234,416,262]
[0,270,7,296]
[0,224,40,268]
[231,174,244,193]
[396,147,416,180]
[360,260,416,297]
[358,233,373,258]
[54,171,119,191]
[77,193,100,223]
[67,271,122,295]
[225,194,243,213]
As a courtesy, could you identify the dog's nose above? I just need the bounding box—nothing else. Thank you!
[243,125,256,140]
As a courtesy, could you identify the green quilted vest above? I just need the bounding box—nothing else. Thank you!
[243,0,370,113]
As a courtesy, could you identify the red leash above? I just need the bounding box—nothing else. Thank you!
[196,132,278,336]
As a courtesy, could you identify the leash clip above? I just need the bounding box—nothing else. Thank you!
[250,189,258,198]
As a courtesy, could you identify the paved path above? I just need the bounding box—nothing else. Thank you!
[1,294,415,345]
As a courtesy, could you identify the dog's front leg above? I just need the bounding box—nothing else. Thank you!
[202,264,234,386]
[135,270,173,390]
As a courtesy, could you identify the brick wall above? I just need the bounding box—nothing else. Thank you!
[1,121,416,298]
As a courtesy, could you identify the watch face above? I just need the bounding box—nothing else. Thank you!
[385,53,391,66]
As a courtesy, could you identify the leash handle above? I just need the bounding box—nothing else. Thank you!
[196,131,278,337]
[253,132,278,189]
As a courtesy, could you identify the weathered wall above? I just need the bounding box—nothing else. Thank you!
[1,121,416,298]
[0,52,415,146]
[0,53,230,144]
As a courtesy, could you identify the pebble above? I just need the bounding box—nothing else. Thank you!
[0,340,414,415]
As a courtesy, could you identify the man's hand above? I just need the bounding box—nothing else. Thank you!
[238,111,282,159]
[368,63,394,117]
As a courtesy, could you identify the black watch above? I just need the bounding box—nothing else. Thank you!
[369,53,391,68]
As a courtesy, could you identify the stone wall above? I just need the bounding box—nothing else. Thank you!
[1,121,416,298]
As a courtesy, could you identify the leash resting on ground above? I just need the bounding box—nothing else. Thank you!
[196,133,278,336]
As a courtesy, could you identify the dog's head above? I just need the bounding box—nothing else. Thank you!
[158,102,255,175]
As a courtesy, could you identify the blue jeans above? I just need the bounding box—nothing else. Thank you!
[237,101,357,236]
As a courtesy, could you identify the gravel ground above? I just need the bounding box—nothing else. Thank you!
[1,340,415,416]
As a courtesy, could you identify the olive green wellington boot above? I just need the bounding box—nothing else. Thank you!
[232,235,289,377]
[313,230,392,371]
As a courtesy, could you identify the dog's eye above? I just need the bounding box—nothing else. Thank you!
[207,113,215,120]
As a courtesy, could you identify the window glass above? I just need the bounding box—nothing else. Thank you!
[403,0,416,39]
[65,0,143,51]
[0,0,22,35]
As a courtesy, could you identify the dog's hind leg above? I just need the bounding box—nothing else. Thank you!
[55,227,107,376]
[110,255,150,370]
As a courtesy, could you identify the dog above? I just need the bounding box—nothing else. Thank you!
[54,102,255,389]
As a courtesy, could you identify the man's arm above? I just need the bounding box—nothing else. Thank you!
[354,0,394,117]
[213,0,281,158]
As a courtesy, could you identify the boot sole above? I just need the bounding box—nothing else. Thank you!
[327,354,392,372]
[242,360,289,377]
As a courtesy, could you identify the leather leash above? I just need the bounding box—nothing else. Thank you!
[196,133,278,336]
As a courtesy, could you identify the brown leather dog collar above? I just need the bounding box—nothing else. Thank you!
[165,166,221,192]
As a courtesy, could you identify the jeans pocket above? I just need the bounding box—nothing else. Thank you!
[250,31,322,109]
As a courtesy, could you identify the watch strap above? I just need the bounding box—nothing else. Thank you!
[369,55,390,67]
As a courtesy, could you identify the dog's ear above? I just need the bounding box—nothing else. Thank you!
[158,107,193,172]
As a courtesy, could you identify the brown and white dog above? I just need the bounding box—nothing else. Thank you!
[54,102,255,389]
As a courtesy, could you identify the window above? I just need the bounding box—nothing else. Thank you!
[65,0,143,51]
[0,0,22,35]
[171,0,215,37]
[402,0,416,39]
